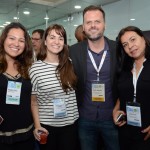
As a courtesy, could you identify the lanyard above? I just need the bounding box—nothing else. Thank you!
[88,50,107,81]
[132,61,145,102]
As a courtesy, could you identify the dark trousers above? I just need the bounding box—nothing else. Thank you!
[119,126,150,150]
[39,121,79,150]
[0,136,34,150]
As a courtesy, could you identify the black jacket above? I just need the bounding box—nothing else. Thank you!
[69,37,118,107]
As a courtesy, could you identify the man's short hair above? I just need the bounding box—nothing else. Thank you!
[32,29,44,39]
[83,5,105,21]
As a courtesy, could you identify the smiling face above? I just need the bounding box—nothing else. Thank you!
[4,28,25,61]
[121,31,146,60]
[45,29,64,58]
[83,10,105,41]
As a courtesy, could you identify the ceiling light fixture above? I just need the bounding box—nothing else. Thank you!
[14,17,19,20]
[44,15,49,20]
[14,5,19,21]
[74,5,81,9]
[130,18,135,21]
[23,8,30,15]
[44,10,49,28]
[6,22,11,24]
[44,10,49,20]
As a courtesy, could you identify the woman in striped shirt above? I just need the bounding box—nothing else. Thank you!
[29,24,79,150]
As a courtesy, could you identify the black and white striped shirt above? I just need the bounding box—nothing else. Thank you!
[29,60,79,127]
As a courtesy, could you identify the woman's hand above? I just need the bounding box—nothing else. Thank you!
[142,126,150,140]
[113,110,126,127]
[34,127,49,141]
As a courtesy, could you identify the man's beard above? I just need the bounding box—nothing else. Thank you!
[86,33,103,41]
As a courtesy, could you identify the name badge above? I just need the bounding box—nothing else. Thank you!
[126,102,142,127]
[92,81,105,102]
[6,81,22,105]
[53,98,67,118]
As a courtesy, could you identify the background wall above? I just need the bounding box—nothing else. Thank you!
[0,0,149,45]
[28,0,150,45]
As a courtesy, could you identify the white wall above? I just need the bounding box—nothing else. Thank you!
[29,0,150,46]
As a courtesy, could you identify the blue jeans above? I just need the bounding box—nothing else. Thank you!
[78,118,120,150]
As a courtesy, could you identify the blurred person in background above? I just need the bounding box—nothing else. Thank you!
[75,25,86,42]
[31,29,44,61]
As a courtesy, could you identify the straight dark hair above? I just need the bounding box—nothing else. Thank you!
[116,26,150,72]
[32,29,44,39]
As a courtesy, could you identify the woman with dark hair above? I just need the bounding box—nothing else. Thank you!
[113,26,150,150]
[29,24,79,150]
[0,22,34,150]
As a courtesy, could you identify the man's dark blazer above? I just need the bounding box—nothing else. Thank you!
[69,37,118,107]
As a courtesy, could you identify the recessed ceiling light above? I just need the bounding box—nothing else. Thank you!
[74,5,81,9]
[44,16,49,20]
[0,25,4,28]
[14,17,18,19]
[74,24,78,27]
[23,8,30,15]
[44,17,49,20]
[23,11,30,15]
[130,18,135,21]
[6,22,11,24]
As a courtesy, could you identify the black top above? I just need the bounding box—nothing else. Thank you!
[118,59,150,138]
[0,73,33,144]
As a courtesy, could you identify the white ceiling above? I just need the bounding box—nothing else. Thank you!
[0,0,150,45]
[0,0,119,30]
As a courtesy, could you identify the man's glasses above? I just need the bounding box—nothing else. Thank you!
[31,38,40,41]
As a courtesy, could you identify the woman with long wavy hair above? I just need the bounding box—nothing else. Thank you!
[0,22,34,150]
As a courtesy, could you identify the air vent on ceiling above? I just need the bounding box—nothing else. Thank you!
[30,0,68,6]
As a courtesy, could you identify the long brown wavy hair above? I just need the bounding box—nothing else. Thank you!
[37,24,77,92]
[0,22,33,79]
